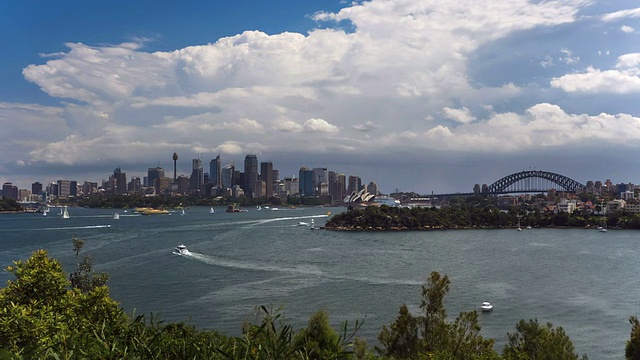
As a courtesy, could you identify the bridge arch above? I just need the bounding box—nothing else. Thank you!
[485,170,585,194]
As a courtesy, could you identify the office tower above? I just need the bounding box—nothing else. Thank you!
[221,164,235,189]
[347,175,362,195]
[148,167,164,190]
[299,167,314,196]
[244,154,258,197]
[367,181,378,196]
[32,182,43,196]
[210,154,222,188]
[128,177,142,193]
[329,172,346,203]
[112,167,127,195]
[313,167,328,195]
[177,175,190,194]
[2,182,18,200]
[57,179,71,197]
[260,161,273,197]
[70,180,77,196]
[190,158,203,194]
[82,181,97,195]
[47,182,59,197]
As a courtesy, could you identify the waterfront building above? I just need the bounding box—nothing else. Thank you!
[260,161,273,197]
[244,155,258,197]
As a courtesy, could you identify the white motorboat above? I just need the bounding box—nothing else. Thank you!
[173,244,189,255]
[480,301,493,312]
[298,221,309,226]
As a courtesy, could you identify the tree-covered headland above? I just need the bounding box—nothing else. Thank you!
[326,196,640,230]
[2,238,640,359]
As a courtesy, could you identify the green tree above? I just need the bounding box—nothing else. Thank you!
[626,316,640,360]
[0,249,127,358]
[502,318,587,360]
[69,235,110,293]
[377,304,419,358]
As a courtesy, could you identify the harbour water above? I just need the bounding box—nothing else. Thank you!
[1,206,639,358]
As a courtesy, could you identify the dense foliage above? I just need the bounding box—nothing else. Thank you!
[325,203,640,230]
[0,197,21,212]
[1,241,638,359]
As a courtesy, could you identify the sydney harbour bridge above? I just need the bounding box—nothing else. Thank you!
[435,170,586,198]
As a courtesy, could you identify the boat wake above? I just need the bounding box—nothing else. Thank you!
[180,252,422,286]
[1,224,113,232]
[182,252,324,276]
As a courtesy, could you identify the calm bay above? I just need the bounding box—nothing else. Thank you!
[1,206,638,359]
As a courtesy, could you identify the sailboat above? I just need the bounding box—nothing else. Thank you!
[62,206,70,219]
[181,209,186,216]
[113,212,120,220]
[517,216,521,231]
[210,207,215,214]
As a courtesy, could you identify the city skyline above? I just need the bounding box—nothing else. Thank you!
[2,1,640,193]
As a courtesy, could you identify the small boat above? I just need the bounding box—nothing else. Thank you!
[480,301,493,312]
[256,205,262,211]
[173,244,189,255]
[310,219,317,230]
[181,209,185,216]
[210,207,215,214]
[62,206,70,219]
[113,212,120,220]
[298,221,309,226]
[271,207,279,211]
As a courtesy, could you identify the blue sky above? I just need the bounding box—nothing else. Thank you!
[2,0,640,194]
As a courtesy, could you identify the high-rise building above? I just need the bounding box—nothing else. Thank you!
[210,155,222,188]
[244,154,258,197]
[260,161,273,197]
[112,167,127,194]
[221,164,235,189]
[299,167,315,196]
[313,168,328,195]
[128,177,142,193]
[347,175,362,195]
[31,182,43,196]
[329,172,346,203]
[284,177,299,196]
[57,179,72,197]
[367,181,378,196]
[190,158,204,194]
[148,167,164,190]
[2,182,18,200]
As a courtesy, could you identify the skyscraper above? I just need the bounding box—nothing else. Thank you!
[347,175,362,195]
[112,167,127,195]
[148,167,164,191]
[190,158,204,194]
[299,167,314,196]
[210,155,222,188]
[221,163,234,189]
[260,161,273,197]
[243,154,258,197]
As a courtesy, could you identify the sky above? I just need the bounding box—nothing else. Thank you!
[2,0,640,194]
